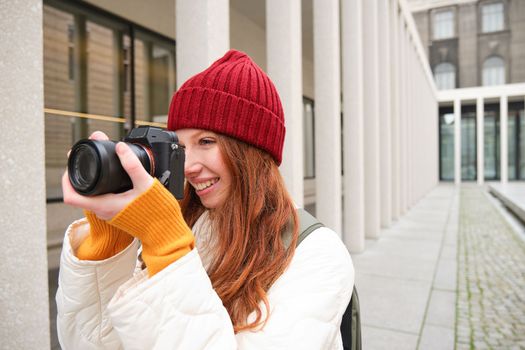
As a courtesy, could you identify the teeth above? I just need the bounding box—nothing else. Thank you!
[194,178,218,191]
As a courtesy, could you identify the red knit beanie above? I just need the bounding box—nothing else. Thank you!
[167,49,285,165]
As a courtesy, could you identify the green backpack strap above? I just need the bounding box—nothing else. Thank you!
[282,208,324,249]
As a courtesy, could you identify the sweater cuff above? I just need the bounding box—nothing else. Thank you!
[76,210,134,261]
[109,179,195,276]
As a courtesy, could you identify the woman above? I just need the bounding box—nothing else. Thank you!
[57,49,354,349]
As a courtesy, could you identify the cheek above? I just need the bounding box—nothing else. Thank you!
[214,156,232,189]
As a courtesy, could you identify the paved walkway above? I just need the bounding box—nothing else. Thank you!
[353,184,458,349]
[353,183,525,349]
[457,186,525,349]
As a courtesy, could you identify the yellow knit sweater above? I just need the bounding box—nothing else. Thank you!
[75,179,195,276]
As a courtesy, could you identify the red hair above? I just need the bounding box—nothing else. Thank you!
[179,135,298,332]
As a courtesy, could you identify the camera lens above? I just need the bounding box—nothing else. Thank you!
[68,140,153,196]
[72,144,99,191]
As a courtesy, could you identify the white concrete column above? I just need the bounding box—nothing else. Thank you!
[500,95,508,184]
[390,0,400,220]
[175,0,229,87]
[363,0,381,238]
[454,99,462,185]
[379,0,392,227]
[342,0,365,252]
[477,97,484,185]
[399,18,407,215]
[0,1,50,348]
[313,0,341,234]
[407,42,414,208]
[402,25,409,213]
[267,0,304,207]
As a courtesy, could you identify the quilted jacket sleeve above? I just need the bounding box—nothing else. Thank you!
[56,218,140,350]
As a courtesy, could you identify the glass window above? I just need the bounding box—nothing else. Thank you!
[43,5,76,199]
[43,3,176,196]
[482,56,505,86]
[519,109,525,180]
[433,9,454,40]
[434,62,456,90]
[508,115,516,180]
[484,106,500,180]
[508,102,525,180]
[482,2,504,33]
[461,110,477,181]
[439,110,455,181]
[303,98,315,179]
[133,35,176,123]
[86,20,121,140]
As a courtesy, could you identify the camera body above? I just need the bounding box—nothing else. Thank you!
[68,126,185,199]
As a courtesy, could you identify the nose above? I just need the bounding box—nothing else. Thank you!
[183,148,202,178]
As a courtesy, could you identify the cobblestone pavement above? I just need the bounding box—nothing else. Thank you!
[457,187,525,350]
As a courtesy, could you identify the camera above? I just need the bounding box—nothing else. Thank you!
[68,126,185,199]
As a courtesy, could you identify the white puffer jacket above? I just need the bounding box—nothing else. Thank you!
[56,214,354,350]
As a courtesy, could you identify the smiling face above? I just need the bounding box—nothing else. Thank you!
[176,128,232,209]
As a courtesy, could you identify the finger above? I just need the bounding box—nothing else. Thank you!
[115,142,153,191]
[62,170,90,208]
[89,131,109,141]
[62,170,111,213]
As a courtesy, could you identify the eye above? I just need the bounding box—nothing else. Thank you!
[199,138,216,146]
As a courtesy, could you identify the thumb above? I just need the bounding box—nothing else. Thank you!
[116,142,154,191]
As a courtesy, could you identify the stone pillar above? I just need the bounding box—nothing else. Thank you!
[398,18,405,215]
[454,99,462,185]
[267,0,304,207]
[342,0,365,252]
[407,40,413,208]
[363,0,381,238]
[0,1,50,348]
[400,22,408,214]
[379,0,392,227]
[500,95,508,184]
[175,0,229,87]
[390,0,400,221]
[313,0,341,234]
[477,97,484,185]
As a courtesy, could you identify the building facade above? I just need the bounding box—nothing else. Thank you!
[410,0,525,90]
[409,0,525,184]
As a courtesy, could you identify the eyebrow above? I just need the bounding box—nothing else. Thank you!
[193,130,215,139]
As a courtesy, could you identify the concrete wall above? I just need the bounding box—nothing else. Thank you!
[230,6,315,99]
[84,0,176,39]
[412,11,429,58]
[0,1,50,348]
[230,6,267,70]
[509,0,525,82]
[458,3,478,87]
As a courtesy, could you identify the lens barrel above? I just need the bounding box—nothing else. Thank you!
[68,140,151,196]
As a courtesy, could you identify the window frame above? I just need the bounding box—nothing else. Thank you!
[431,7,456,41]
[434,62,456,90]
[479,0,506,34]
[482,55,506,86]
[44,0,176,128]
[43,0,176,203]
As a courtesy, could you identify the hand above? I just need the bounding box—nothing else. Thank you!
[62,131,154,221]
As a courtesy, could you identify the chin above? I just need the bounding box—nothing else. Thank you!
[201,197,225,210]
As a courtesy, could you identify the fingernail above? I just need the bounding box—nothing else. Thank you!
[116,142,124,154]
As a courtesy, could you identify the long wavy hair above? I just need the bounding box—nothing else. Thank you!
[179,134,299,333]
